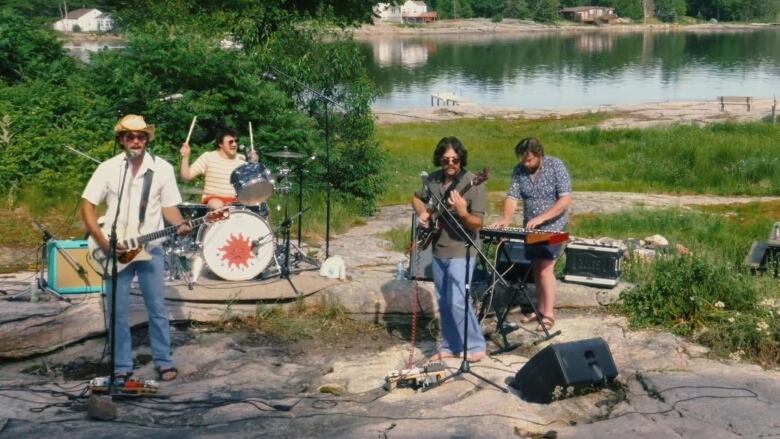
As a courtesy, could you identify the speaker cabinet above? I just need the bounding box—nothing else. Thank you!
[46,240,104,295]
[513,337,618,403]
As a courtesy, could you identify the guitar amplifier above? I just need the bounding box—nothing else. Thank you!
[563,242,622,288]
[46,240,104,295]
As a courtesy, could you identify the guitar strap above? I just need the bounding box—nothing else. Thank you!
[138,162,155,227]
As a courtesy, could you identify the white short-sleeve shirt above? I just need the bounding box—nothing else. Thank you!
[82,152,182,247]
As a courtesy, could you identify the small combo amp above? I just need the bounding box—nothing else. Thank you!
[563,242,622,288]
[46,240,103,295]
[512,337,618,404]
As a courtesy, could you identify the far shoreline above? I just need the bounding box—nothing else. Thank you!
[350,18,778,39]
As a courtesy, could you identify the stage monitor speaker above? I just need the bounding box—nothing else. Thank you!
[46,240,104,295]
[512,337,618,404]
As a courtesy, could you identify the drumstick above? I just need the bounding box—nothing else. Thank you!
[185,116,197,144]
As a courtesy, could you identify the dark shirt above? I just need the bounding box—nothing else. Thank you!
[416,169,487,259]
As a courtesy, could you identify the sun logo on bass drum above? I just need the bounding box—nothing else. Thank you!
[218,233,253,269]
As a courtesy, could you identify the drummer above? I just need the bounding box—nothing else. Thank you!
[180,128,262,211]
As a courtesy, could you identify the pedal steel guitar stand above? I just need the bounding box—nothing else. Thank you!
[419,178,508,394]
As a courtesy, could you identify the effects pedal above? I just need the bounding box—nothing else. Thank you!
[89,376,160,395]
[384,362,446,391]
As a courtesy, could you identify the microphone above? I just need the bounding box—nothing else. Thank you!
[32,220,53,241]
[262,72,277,81]
[239,144,246,151]
[125,150,137,160]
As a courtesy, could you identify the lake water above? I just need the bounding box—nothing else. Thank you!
[357,28,780,109]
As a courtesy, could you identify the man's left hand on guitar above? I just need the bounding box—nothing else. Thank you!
[448,191,468,217]
[176,222,192,236]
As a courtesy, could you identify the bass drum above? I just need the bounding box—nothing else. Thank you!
[197,208,275,281]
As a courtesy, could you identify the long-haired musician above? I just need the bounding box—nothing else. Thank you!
[412,136,487,363]
[491,137,571,332]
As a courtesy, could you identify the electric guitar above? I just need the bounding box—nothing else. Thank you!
[415,168,489,250]
[87,207,229,275]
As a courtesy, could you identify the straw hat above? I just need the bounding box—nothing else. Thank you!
[114,114,155,141]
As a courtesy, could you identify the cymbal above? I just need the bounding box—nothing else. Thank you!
[182,187,203,195]
[265,150,306,159]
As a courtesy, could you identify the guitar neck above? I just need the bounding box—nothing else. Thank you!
[133,217,205,245]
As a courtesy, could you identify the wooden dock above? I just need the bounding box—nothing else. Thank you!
[431,92,463,106]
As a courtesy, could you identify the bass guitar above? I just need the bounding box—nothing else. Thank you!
[415,168,488,250]
[87,207,229,275]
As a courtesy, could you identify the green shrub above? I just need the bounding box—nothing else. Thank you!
[619,255,758,334]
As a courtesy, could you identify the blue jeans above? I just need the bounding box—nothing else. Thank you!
[105,246,174,374]
[432,256,486,355]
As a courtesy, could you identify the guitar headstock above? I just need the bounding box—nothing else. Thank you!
[205,207,230,224]
[474,168,489,186]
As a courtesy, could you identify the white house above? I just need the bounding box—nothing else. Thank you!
[53,8,115,33]
[375,1,432,21]
[374,3,403,21]
[402,0,428,15]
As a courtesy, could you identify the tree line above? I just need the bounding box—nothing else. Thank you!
[430,0,780,23]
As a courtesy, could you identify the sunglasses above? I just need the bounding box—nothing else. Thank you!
[123,134,148,142]
[441,157,461,165]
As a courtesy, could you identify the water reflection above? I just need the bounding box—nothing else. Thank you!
[64,41,125,63]
[358,29,780,109]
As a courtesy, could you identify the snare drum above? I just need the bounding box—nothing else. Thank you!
[197,207,274,281]
[230,162,274,205]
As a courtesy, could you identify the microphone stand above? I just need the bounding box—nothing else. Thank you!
[420,177,508,394]
[107,157,131,395]
[265,66,348,259]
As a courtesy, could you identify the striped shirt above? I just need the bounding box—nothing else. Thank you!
[189,150,246,197]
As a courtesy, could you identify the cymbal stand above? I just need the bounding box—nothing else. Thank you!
[274,162,300,296]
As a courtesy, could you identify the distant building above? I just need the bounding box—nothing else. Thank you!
[53,8,115,33]
[561,6,617,24]
[374,1,437,23]
[374,3,402,21]
[401,1,437,24]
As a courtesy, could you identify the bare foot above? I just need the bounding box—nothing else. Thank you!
[467,351,486,363]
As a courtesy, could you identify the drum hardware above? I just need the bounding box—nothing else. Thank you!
[265,146,306,159]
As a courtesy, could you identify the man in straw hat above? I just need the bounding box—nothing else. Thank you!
[81,114,191,382]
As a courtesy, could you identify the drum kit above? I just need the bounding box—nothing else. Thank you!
[163,148,314,286]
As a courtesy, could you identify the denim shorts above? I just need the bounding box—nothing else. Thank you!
[525,243,563,261]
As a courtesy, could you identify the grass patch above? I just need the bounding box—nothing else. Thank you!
[571,205,780,366]
[382,225,411,254]
[377,118,780,205]
[204,298,383,343]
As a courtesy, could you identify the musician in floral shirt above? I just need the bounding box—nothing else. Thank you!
[492,137,571,332]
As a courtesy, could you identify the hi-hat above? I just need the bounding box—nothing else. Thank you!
[266,150,306,159]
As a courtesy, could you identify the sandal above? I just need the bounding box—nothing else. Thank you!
[518,313,537,324]
[536,317,555,332]
[157,366,178,382]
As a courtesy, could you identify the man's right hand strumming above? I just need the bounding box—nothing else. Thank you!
[418,211,431,228]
